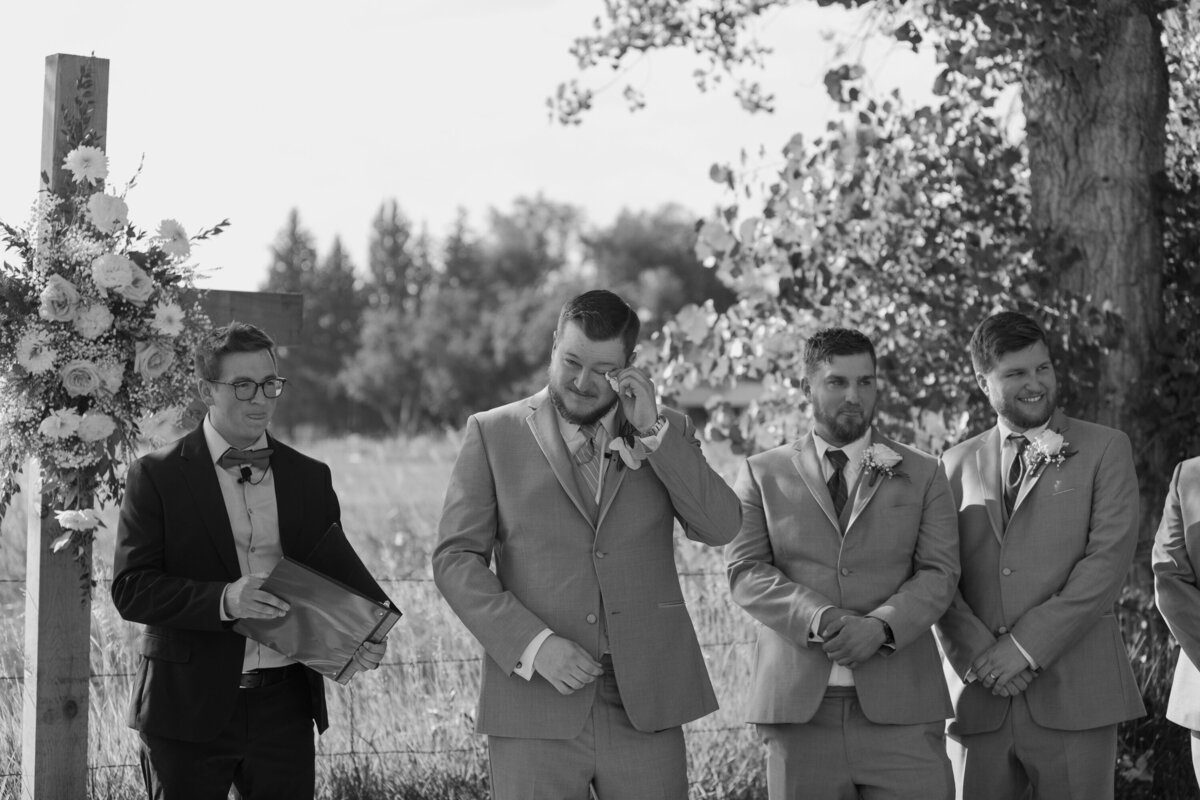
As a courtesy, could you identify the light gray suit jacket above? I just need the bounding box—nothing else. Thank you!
[937,411,1145,734]
[727,430,959,725]
[432,389,741,738]
[1153,456,1200,730]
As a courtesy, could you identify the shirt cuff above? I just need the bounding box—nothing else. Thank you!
[1011,635,1038,670]
[514,628,554,680]
[809,604,834,643]
[219,584,234,621]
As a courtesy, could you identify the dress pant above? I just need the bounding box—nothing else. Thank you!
[757,687,953,800]
[954,693,1117,800]
[139,665,315,800]
[488,655,687,800]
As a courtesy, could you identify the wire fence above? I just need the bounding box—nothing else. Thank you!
[0,568,763,794]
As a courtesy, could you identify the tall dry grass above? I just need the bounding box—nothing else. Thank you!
[0,433,765,799]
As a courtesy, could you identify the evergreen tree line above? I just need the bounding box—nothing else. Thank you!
[260,197,735,436]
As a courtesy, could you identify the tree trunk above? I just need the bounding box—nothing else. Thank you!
[1022,0,1168,547]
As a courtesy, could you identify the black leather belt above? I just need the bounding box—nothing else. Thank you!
[238,663,302,689]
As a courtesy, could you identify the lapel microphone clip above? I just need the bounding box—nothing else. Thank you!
[238,465,253,484]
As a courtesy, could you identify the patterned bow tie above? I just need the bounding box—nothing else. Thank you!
[217,447,273,471]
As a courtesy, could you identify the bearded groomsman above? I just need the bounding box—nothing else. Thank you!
[726,327,960,799]
[433,289,741,799]
[1152,455,1200,787]
[937,311,1145,800]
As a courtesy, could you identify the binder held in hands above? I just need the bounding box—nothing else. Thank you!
[233,523,402,684]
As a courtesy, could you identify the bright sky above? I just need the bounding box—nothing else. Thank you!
[0,1,938,292]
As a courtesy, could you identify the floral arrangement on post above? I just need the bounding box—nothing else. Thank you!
[0,65,222,589]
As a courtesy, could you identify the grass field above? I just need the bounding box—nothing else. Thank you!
[0,433,766,799]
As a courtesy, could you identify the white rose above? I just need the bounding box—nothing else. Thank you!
[38,275,80,322]
[134,340,176,381]
[867,444,903,468]
[86,193,129,234]
[60,359,103,397]
[38,408,82,439]
[91,253,135,289]
[137,407,184,445]
[1033,429,1066,457]
[54,509,102,531]
[115,265,154,305]
[73,304,115,340]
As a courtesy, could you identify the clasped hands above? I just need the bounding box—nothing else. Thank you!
[225,572,387,672]
[817,607,887,670]
[969,634,1036,697]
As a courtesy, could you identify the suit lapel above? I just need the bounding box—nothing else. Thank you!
[975,427,1005,543]
[793,434,841,532]
[526,390,594,525]
[595,415,631,530]
[267,434,305,557]
[178,426,241,578]
[845,430,884,532]
[1013,410,1071,514]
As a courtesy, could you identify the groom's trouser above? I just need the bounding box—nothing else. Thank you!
[488,655,687,800]
[955,693,1117,800]
[757,686,953,800]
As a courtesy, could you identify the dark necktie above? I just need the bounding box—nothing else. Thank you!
[1004,435,1028,517]
[827,449,849,518]
[217,447,273,472]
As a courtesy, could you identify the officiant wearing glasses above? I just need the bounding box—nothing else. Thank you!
[111,321,385,800]
[433,289,741,799]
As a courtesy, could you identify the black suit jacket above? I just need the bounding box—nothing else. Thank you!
[111,425,339,742]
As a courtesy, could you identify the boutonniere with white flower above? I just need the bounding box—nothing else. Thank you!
[861,444,907,487]
[1024,430,1076,476]
[608,419,650,470]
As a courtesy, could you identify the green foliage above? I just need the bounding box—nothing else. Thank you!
[261,213,374,435]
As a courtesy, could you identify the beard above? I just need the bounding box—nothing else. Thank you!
[813,398,874,445]
[995,385,1056,431]
[548,382,618,426]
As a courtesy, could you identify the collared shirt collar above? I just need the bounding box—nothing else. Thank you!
[812,428,871,474]
[557,403,619,451]
[202,414,269,465]
[997,417,1049,446]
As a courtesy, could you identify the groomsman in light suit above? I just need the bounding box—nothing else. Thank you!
[432,289,741,800]
[726,327,960,800]
[937,311,1145,800]
[1153,455,1200,787]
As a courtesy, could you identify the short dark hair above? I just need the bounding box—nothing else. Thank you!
[194,321,277,381]
[556,290,640,359]
[969,312,1049,374]
[803,327,876,376]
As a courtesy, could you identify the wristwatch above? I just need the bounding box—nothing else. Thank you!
[638,414,667,439]
[868,616,895,646]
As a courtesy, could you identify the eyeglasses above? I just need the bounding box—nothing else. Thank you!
[208,377,287,401]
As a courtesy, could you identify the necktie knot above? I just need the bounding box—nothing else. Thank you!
[826,449,849,470]
[574,424,599,466]
[218,446,273,472]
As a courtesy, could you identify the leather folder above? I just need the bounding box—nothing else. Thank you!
[234,523,402,684]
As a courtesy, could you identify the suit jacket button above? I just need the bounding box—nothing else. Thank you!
[997,626,1009,635]
[1002,568,1013,576]
[840,568,850,576]
[586,613,598,624]
[595,551,606,559]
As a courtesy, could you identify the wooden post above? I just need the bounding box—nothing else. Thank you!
[19,55,304,798]
[22,53,109,800]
